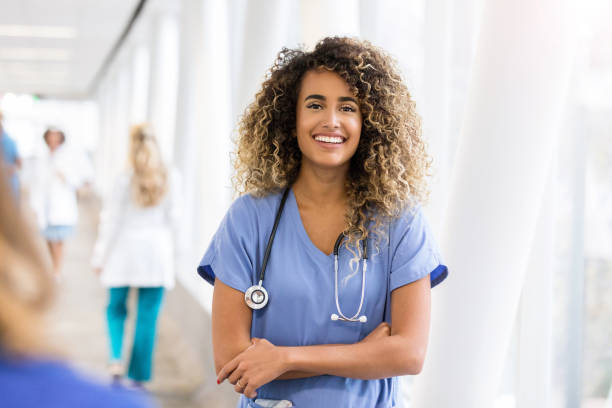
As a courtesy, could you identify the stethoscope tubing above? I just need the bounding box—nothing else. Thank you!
[258,188,290,283]
[246,187,369,323]
[333,253,367,322]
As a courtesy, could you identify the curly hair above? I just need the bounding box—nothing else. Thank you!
[234,36,431,254]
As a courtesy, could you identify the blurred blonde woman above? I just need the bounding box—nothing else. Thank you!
[0,156,150,407]
[92,124,181,387]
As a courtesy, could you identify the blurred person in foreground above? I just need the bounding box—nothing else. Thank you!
[92,124,181,388]
[30,128,86,277]
[0,156,152,408]
[0,110,22,199]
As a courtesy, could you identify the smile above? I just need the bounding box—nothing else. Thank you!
[314,135,346,144]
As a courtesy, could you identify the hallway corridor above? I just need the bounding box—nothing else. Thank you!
[43,196,236,407]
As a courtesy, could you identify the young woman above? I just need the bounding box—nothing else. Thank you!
[0,157,150,407]
[30,128,81,276]
[92,124,181,387]
[198,37,448,407]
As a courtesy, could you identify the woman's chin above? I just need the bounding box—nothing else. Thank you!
[303,158,351,173]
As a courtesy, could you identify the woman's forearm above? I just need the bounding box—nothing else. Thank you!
[275,321,397,380]
[281,334,425,380]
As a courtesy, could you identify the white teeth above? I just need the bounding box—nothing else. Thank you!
[314,135,344,144]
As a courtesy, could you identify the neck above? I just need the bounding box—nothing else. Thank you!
[292,162,348,208]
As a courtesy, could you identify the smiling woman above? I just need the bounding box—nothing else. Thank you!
[197,37,448,408]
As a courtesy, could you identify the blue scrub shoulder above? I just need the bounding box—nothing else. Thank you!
[197,192,279,288]
[0,355,152,408]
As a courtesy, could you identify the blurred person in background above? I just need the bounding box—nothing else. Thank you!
[0,155,152,408]
[30,128,86,277]
[0,110,22,199]
[92,124,181,389]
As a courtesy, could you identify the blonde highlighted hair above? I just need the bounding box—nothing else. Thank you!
[0,157,54,355]
[129,124,168,207]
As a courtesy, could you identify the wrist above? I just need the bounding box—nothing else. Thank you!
[280,346,296,372]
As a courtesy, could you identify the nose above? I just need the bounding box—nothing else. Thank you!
[322,109,340,129]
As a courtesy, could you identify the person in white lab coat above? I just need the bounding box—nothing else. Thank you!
[91,124,181,387]
[30,128,86,276]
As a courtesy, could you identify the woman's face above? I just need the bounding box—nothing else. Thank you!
[45,131,63,152]
[295,70,362,173]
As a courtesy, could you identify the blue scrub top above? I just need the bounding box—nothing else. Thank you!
[0,354,152,408]
[198,189,448,408]
[1,131,20,195]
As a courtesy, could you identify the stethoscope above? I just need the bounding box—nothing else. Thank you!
[244,188,369,323]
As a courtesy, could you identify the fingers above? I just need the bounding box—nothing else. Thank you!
[243,384,257,399]
[218,340,259,384]
[232,378,257,398]
[234,378,246,394]
[217,356,240,384]
[227,364,245,385]
[218,359,259,398]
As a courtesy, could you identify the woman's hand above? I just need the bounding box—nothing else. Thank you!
[217,338,289,399]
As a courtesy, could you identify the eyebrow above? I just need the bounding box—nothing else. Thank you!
[304,94,358,104]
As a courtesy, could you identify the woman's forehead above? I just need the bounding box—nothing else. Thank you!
[298,70,356,99]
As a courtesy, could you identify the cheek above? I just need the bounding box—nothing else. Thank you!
[347,112,362,131]
[349,119,362,145]
[296,113,316,140]
[295,128,310,154]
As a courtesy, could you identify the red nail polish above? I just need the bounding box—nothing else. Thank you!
[217,379,220,384]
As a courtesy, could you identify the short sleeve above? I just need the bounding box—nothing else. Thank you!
[389,206,448,291]
[196,196,256,293]
[2,135,18,162]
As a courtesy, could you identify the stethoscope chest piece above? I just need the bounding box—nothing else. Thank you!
[245,282,269,310]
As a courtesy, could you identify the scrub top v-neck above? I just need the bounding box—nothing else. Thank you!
[198,189,448,408]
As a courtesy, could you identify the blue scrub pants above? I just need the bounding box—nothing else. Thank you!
[106,287,164,382]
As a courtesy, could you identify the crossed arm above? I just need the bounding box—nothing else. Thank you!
[212,276,431,399]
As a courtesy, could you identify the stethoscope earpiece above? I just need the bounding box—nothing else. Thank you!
[330,313,367,323]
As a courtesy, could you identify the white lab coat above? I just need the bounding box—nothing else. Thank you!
[91,169,181,289]
[29,145,90,229]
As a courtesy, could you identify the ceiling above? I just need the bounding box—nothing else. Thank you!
[0,0,141,98]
